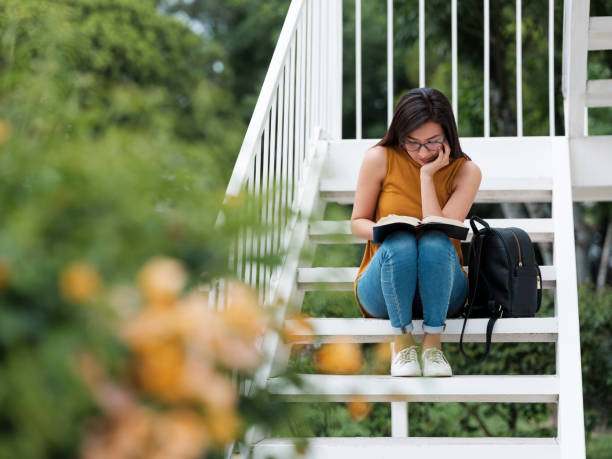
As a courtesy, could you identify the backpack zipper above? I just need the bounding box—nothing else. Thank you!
[508,229,523,266]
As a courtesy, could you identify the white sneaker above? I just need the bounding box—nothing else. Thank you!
[390,344,421,377]
[421,347,453,377]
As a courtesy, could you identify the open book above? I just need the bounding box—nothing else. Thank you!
[372,214,469,244]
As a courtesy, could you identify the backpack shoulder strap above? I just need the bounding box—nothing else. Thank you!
[460,217,500,365]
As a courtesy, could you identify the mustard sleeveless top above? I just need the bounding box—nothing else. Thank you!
[353,145,469,319]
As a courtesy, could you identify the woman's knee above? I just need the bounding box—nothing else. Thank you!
[381,231,417,257]
[417,230,454,258]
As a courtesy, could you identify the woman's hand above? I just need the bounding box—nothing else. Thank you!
[420,144,450,178]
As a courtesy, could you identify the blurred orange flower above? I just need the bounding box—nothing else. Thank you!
[219,280,268,342]
[133,338,185,401]
[374,342,392,366]
[346,395,372,421]
[0,120,11,144]
[79,261,271,457]
[138,257,187,307]
[314,342,363,375]
[0,258,11,290]
[205,407,242,446]
[150,410,211,459]
[59,262,101,303]
[282,312,314,344]
[181,361,238,410]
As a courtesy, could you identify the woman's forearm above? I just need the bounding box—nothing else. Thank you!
[420,173,443,217]
[351,218,376,241]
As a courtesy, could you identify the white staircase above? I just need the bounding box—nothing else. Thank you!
[208,1,609,458]
[244,137,585,459]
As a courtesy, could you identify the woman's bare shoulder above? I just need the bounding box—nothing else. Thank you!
[452,158,482,191]
[360,145,388,184]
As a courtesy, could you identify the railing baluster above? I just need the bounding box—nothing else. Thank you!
[355,0,362,138]
[281,61,289,250]
[260,115,270,305]
[452,0,458,123]
[288,38,296,215]
[296,18,304,202]
[306,0,312,144]
[245,155,255,287]
[549,0,555,136]
[275,76,283,267]
[517,0,523,136]
[484,0,490,137]
[387,0,393,127]
[419,0,425,87]
[268,93,278,303]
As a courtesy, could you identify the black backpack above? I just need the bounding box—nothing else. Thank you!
[460,216,543,364]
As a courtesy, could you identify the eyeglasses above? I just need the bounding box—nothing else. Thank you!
[402,135,446,152]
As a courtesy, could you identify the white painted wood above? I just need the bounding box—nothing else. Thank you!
[285,317,559,344]
[267,374,559,403]
[297,266,556,291]
[585,79,612,107]
[296,13,305,209]
[223,0,306,200]
[319,138,555,203]
[245,147,256,288]
[321,179,553,204]
[551,137,586,458]
[308,218,554,244]
[484,0,490,137]
[281,59,290,251]
[252,437,561,459]
[247,138,329,397]
[549,0,555,136]
[333,0,343,139]
[570,135,612,200]
[561,0,589,137]
[452,0,458,123]
[419,0,425,87]
[391,402,408,437]
[516,0,523,136]
[588,16,612,51]
[387,0,393,127]
[389,343,408,437]
[288,39,296,216]
[355,0,362,139]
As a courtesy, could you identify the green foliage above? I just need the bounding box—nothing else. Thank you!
[0,0,256,457]
[578,282,612,435]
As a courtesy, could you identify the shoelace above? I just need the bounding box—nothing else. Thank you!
[395,346,418,364]
[423,348,448,365]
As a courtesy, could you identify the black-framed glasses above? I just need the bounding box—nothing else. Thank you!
[402,134,446,152]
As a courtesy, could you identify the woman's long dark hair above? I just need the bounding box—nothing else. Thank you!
[376,87,471,161]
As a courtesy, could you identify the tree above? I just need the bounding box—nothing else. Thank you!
[0,1,281,457]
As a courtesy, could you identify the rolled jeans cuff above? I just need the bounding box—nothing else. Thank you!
[423,323,446,334]
[399,322,414,334]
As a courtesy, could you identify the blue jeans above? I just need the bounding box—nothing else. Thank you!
[356,230,468,334]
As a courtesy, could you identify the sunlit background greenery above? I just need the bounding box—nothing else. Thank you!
[0,0,610,458]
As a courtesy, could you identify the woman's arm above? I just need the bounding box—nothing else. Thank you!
[420,148,482,221]
[350,146,387,241]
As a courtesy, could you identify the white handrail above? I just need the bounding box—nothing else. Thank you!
[223,0,305,201]
[213,0,342,311]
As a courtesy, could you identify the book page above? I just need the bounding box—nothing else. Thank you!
[375,214,421,227]
[421,215,465,227]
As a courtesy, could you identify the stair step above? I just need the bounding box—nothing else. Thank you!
[285,317,558,343]
[309,218,554,244]
[321,177,553,204]
[297,266,555,291]
[267,374,559,403]
[321,138,555,204]
[252,437,560,459]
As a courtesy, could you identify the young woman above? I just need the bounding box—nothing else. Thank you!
[351,88,482,377]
